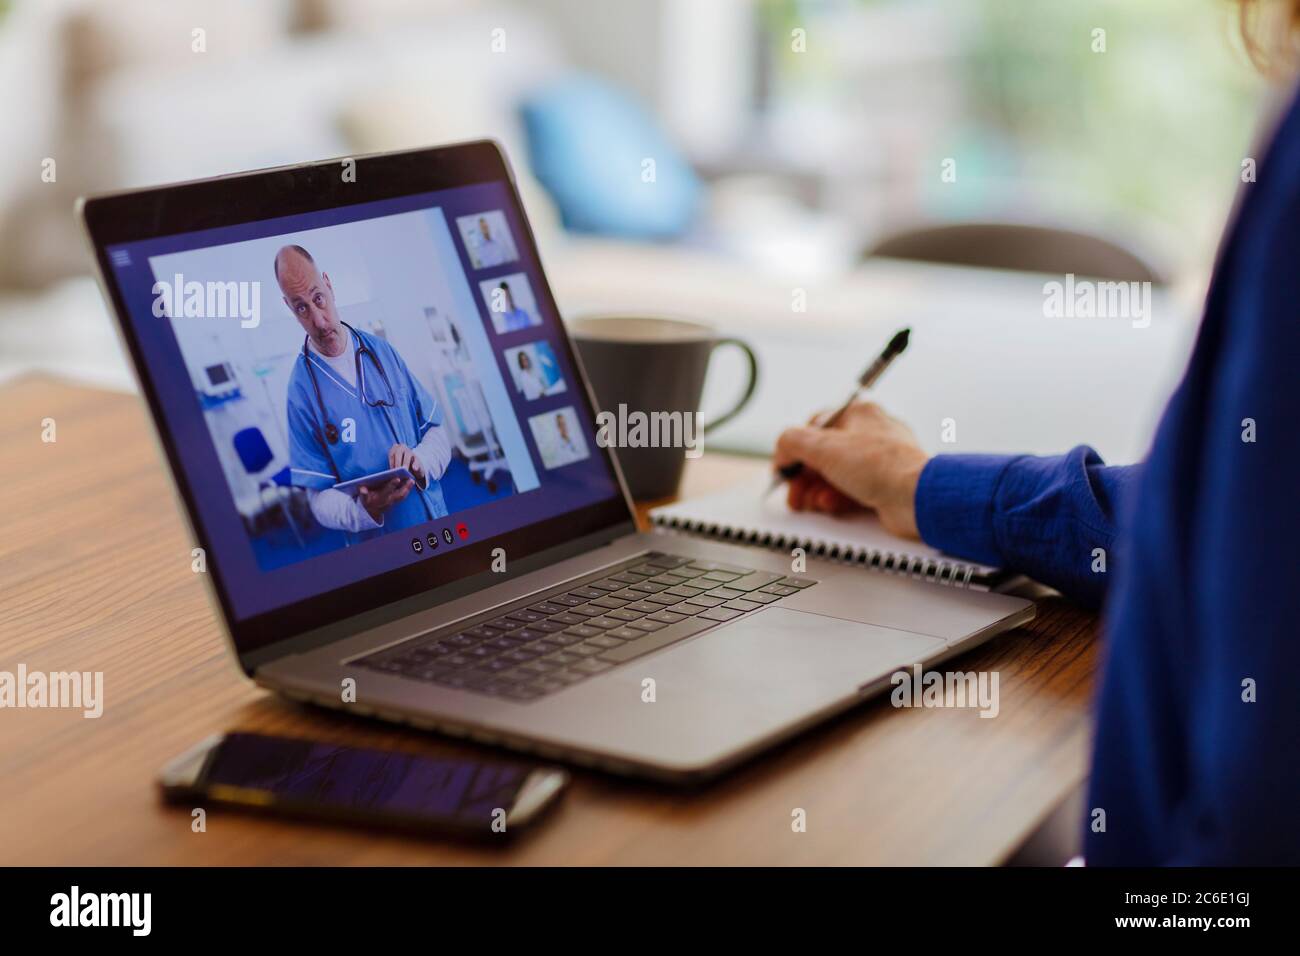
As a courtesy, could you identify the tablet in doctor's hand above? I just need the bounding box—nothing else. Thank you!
[332,467,416,498]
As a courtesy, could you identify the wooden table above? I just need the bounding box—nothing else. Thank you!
[0,376,1100,865]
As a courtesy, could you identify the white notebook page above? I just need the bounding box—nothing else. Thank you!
[650,476,1000,578]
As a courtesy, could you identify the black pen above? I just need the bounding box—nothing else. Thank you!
[767,327,911,495]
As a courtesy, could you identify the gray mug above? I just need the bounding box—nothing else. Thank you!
[570,316,759,500]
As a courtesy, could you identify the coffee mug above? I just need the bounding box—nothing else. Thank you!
[569,315,758,500]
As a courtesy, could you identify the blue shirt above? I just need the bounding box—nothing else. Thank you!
[500,307,534,333]
[914,94,1300,865]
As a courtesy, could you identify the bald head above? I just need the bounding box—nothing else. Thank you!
[275,245,345,357]
[273,244,314,281]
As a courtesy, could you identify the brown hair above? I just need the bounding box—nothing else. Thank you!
[1239,0,1300,73]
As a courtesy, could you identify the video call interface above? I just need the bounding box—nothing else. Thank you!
[107,181,620,622]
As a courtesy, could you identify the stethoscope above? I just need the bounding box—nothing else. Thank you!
[300,322,435,522]
[302,322,395,446]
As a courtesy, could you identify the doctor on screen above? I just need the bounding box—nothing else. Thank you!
[494,280,534,332]
[515,349,552,400]
[474,216,510,267]
[277,244,452,540]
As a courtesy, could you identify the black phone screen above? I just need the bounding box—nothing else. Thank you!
[201,733,533,826]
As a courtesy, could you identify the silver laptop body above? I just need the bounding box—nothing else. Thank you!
[257,531,1032,782]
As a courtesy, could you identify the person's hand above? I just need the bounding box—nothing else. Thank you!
[773,402,929,539]
[358,477,414,522]
[388,443,426,488]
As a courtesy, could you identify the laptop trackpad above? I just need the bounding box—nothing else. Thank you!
[572,607,945,770]
[649,607,945,702]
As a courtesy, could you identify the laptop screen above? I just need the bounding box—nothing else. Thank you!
[92,159,629,655]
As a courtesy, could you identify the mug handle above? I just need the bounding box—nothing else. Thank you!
[701,338,759,434]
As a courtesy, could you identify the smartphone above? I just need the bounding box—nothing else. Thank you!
[158,732,569,839]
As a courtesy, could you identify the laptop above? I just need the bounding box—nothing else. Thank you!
[80,142,1033,783]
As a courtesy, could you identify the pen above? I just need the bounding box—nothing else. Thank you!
[767,327,911,495]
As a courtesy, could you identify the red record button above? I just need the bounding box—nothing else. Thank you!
[456,522,469,540]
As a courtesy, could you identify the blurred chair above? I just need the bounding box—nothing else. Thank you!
[866,222,1167,285]
[233,426,303,547]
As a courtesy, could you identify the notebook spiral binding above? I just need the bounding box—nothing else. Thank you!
[650,514,977,588]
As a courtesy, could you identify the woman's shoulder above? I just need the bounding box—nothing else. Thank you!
[1247,83,1300,206]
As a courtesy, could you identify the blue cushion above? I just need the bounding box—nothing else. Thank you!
[521,75,702,239]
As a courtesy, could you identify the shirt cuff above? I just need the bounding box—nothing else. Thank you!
[352,497,383,530]
[915,454,1019,567]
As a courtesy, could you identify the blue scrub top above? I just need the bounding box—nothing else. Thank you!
[501,308,533,332]
[287,326,449,542]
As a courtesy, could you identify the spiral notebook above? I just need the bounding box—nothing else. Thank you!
[650,477,1004,589]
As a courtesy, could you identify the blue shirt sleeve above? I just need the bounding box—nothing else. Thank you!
[411,371,443,441]
[376,337,442,441]
[914,446,1139,607]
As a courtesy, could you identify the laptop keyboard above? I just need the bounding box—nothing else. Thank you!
[355,552,818,703]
